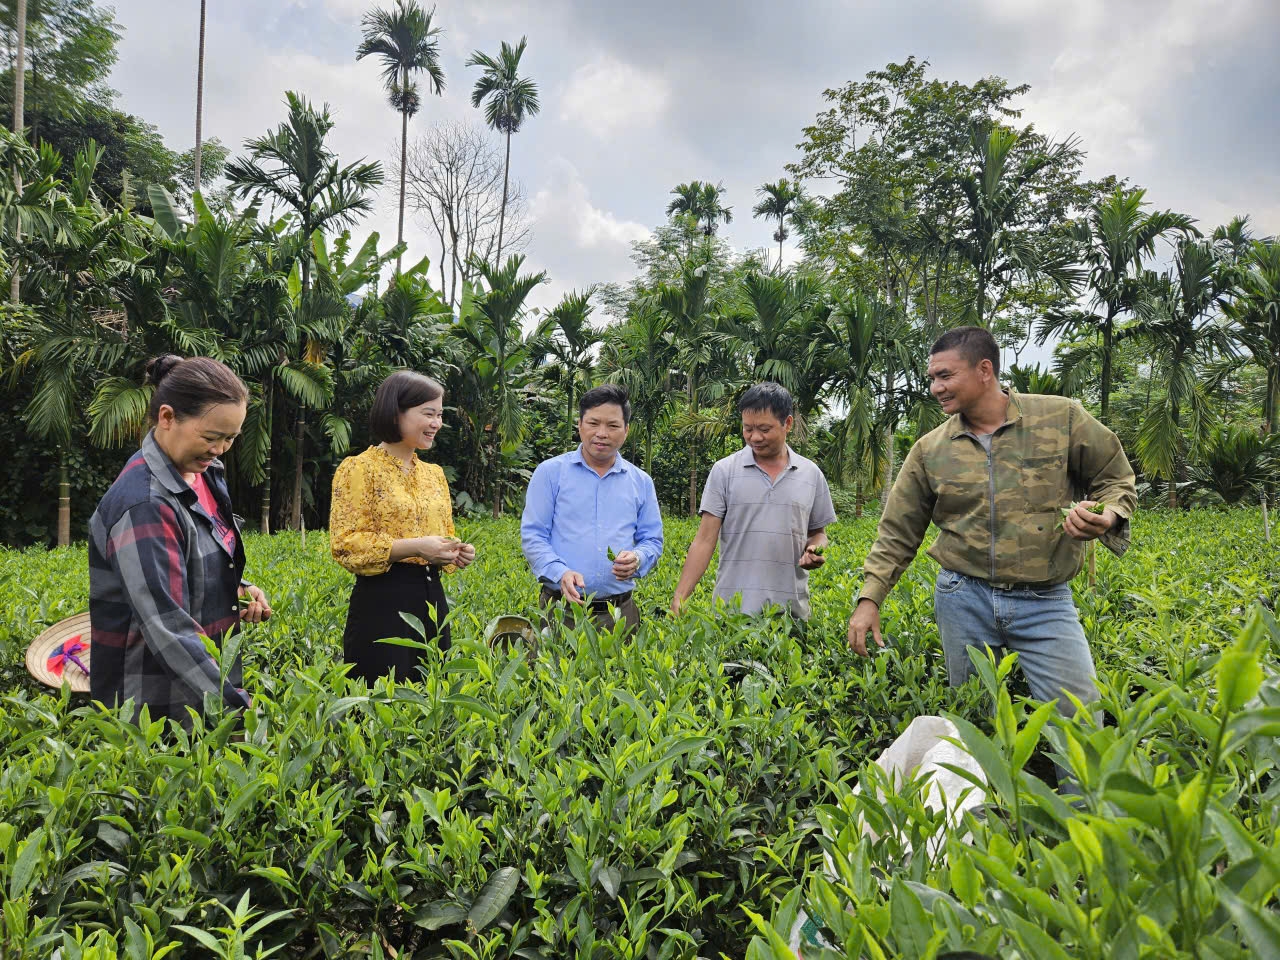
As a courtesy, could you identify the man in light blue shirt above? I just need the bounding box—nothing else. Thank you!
[521,384,664,630]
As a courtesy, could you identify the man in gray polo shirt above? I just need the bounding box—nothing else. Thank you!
[671,382,836,620]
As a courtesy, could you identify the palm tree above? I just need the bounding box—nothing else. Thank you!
[356,0,445,275]
[13,143,155,545]
[451,254,549,516]
[192,0,207,195]
[225,91,383,531]
[598,303,676,472]
[10,0,27,304]
[821,294,893,515]
[666,180,732,238]
[1037,187,1195,423]
[752,178,801,269]
[466,37,538,263]
[544,287,599,431]
[1226,240,1280,434]
[654,258,724,515]
[1132,239,1235,508]
[955,122,1082,328]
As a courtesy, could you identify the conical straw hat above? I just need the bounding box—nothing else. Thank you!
[25,612,92,694]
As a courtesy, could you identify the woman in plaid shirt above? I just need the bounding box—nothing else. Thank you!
[88,355,272,725]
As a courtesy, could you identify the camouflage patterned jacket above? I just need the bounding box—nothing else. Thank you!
[860,392,1137,606]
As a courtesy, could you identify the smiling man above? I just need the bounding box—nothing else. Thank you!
[847,326,1138,718]
[671,382,836,622]
[521,384,664,631]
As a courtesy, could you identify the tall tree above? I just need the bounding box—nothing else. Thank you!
[1226,240,1280,434]
[954,121,1083,329]
[450,253,549,516]
[752,178,800,269]
[666,180,733,238]
[225,91,383,531]
[403,120,530,306]
[544,287,599,431]
[598,302,675,472]
[654,257,723,515]
[1132,239,1235,508]
[1037,187,1195,423]
[9,0,25,303]
[356,0,444,275]
[466,36,538,263]
[192,0,206,194]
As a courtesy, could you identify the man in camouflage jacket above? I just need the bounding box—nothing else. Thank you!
[847,326,1137,715]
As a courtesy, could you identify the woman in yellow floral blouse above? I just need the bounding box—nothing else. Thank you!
[330,372,475,682]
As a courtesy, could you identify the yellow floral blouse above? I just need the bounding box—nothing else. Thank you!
[330,446,457,576]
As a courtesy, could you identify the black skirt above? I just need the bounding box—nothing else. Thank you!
[342,562,451,683]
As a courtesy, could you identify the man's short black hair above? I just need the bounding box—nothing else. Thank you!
[930,326,1000,376]
[738,382,794,422]
[369,370,444,443]
[579,383,631,424]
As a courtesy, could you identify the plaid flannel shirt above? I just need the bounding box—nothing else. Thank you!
[89,431,252,723]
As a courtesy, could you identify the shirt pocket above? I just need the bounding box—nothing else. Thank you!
[1017,453,1067,512]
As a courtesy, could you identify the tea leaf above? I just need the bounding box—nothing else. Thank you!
[468,866,519,933]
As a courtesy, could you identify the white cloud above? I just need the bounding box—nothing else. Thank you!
[559,55,670,138]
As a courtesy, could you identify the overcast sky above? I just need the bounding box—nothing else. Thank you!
[107,0,1279,319]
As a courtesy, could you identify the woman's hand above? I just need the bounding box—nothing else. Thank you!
[453,542,476,570]
[238,584,273,623]
[417,535,463,565]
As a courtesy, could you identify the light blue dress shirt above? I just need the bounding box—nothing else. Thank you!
[520,447,664,599]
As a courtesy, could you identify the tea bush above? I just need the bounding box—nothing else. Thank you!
[0,511,1277,958]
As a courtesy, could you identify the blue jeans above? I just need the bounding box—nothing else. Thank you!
[933,568,1098,717]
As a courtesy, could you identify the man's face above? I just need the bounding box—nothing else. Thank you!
[578,403,629,465]
[927,349,992,417]
[741,407,792,459]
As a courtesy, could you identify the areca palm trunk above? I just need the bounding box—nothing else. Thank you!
[291,259,311,533]
[687,371,698,517]
[496,130,511,263]
[193,0,206,193]
[58,452,70,547]
[11,0,26,304]
[1099,310,1117,424]
[396,79,408,274]
[260,377,275,533]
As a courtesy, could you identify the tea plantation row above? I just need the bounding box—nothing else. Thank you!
[0,512,1277,959]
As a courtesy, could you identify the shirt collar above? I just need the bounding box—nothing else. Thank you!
[571,445,628,475]
[738,444,798,471]
[141,430,204,498]
[947,391,1024,440]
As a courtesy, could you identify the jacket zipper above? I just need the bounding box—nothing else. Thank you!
[987,446,997,579]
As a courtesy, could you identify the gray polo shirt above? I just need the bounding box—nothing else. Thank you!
[699,445,837,619]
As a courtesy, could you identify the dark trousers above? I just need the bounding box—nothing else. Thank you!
[343,563,450,683]
[539,585,640,632]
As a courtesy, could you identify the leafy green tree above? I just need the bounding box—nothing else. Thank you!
[666,180,732,239]
[954,121,1083,328]
[11,140,155,544]
[225,91,383,530]
[356,0,444,274]
[751,178,800,269]
[654,257,726,515]
[1226,240,1280,434]
[1132,239,1235,508]
[1038,187,1195,423]
[543,287,599,432]
[598,301,675,472]
[466,36,538,263]
[0,0,120,135]
[451,253,549,516]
